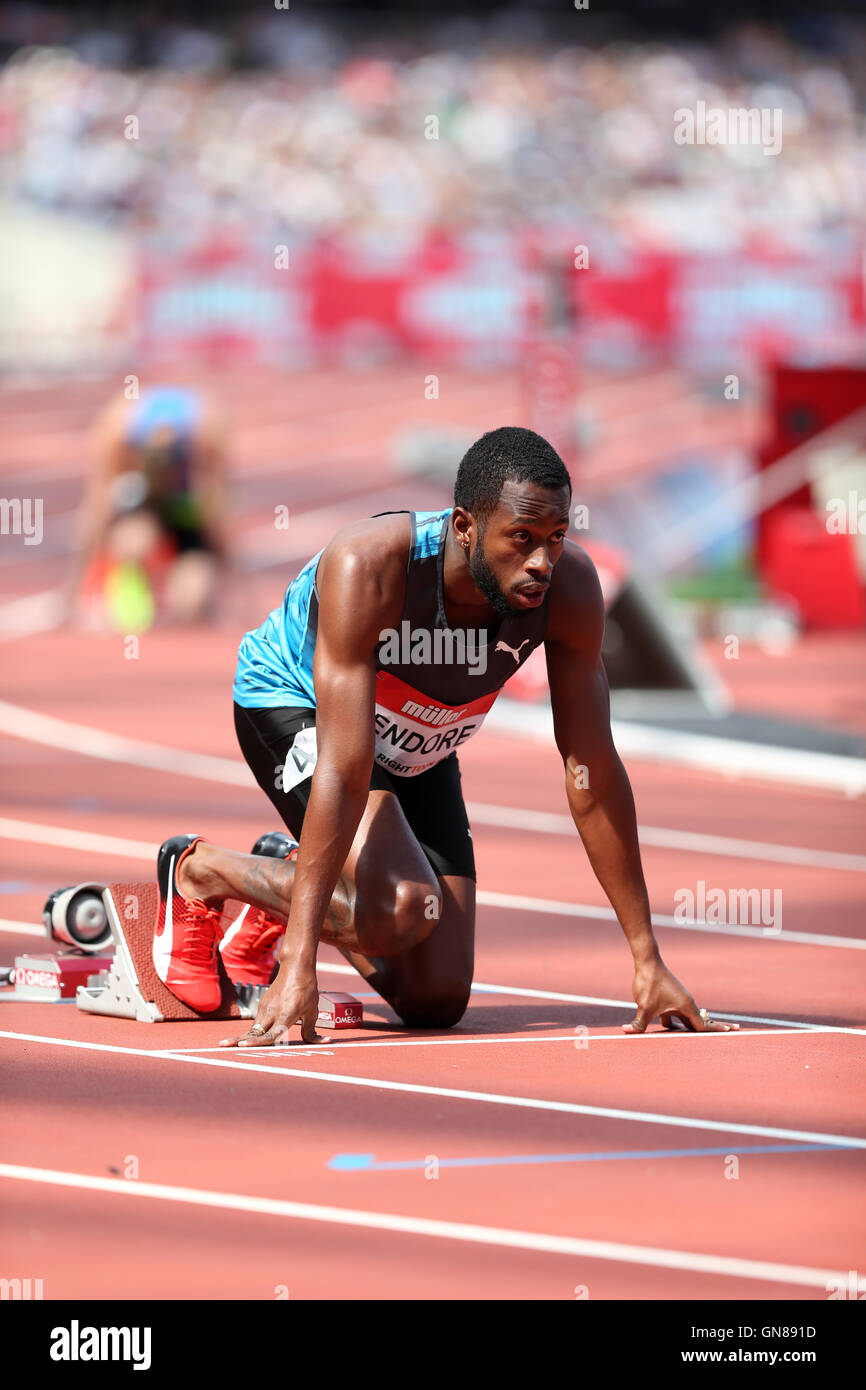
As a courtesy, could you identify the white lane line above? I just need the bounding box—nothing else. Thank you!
[0,703,253,787]
[0,818,154,862]
[477,890,865,950]
[1,1031,864,1149]
[157,1028,846,1055]
[0,918,44,938]
[1,702,862,864]
[465,977,866,1035]
[0,1162,860,1292]
[488,698,866,797]
[467,801,866,873]
[0,947,860,1034]
[2,817,862,952]
[0,590,64,643]
[0,911,861,1034]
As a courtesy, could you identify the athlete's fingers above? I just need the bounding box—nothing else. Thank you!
[662,1008,740,1034]
[239,1024,289,1047]
[237,1012,292,1047]
[220,1008,277,1047]
[298,997,321,1045]
[666,993,703,1031]
[684,1002,740,1033]
[622,1005,653,1034]
[221,997,280,1047]
[299,1020,321,1045]
[220,1027,275,1047]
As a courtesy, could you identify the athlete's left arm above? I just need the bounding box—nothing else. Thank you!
[544,543,736,1034]
[194,398,230,560]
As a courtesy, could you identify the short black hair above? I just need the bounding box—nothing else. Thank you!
[454,426,571,524]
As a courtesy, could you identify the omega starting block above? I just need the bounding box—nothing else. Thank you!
[70,882,363,1028]
[75,883,249,1022]
[6,952,115,1001]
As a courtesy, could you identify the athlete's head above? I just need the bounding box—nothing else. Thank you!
[453,426,572,617]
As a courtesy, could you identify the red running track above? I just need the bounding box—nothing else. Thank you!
[0,370,864,1300]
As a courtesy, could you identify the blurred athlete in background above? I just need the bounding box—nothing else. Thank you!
[65,386,229,629]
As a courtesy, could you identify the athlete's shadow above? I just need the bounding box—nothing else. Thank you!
[362,1001,629,1033]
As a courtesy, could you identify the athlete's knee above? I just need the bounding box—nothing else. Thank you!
[394,985,470,1030]
[392,878,443,950]
[165,552,217,622]
[106,509,163,564]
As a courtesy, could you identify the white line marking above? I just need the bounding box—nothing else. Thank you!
[0,590,64,643]
[488,698,866,796]
[0,1162,861,1291]
[1,816,861,951]
[465,977,866,1035]
[467,801,866,873]
[1,700,862,857]
[1,1031,864,1149]
[0,818,154,861]
[0,917,860,1033]
[156,1027,847,1055]
[477,889,865,950]
[0,918,45,938]
[0,702,253,787]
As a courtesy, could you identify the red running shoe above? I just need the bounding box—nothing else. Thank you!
[153,834,224,1012]
[219,832,298,987]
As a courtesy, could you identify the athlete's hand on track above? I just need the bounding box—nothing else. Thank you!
[624,959,738,1034]
[220,962,321,1047]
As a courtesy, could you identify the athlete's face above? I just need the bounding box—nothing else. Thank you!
[469,481,571,617]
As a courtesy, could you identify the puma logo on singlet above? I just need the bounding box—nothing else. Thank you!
[495,639,531,664]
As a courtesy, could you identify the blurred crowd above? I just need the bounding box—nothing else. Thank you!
[0,7,864,252]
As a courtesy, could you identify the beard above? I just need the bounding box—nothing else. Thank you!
[468,529,521,619]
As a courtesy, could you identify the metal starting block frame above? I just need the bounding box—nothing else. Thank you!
[76,883,256,1023]
[74,882,363,1029]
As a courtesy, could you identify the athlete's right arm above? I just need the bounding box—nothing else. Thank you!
[235,519,407,1045]
[63,398,127,614]
[284,527,403,968]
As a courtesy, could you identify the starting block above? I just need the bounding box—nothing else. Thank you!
[7,952,115,1001]
[76,883,252,1023]
[317,993,363,1029]
[72,882,364,1029]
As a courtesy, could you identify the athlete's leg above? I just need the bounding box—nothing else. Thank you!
[105,508,163,565]
[164,550,219,623]
[180,704,471,1017]
[336,747,476,1026]
[177,787,443,958]
[338,873,475,1028]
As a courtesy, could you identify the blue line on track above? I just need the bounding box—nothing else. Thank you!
[327,1143,848,1173]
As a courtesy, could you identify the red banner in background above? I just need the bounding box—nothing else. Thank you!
[135,232,866,368]
[574,245,866,367]
[136,231,534,366]
[136,237,313,366]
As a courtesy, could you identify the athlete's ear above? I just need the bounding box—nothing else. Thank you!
[451,508,473,551]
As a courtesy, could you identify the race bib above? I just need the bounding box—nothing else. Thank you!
[372,672,498,778]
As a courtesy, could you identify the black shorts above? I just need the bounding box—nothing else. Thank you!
[233,703,476,882]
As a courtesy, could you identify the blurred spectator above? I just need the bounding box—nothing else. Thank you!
[0,7,863,252]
